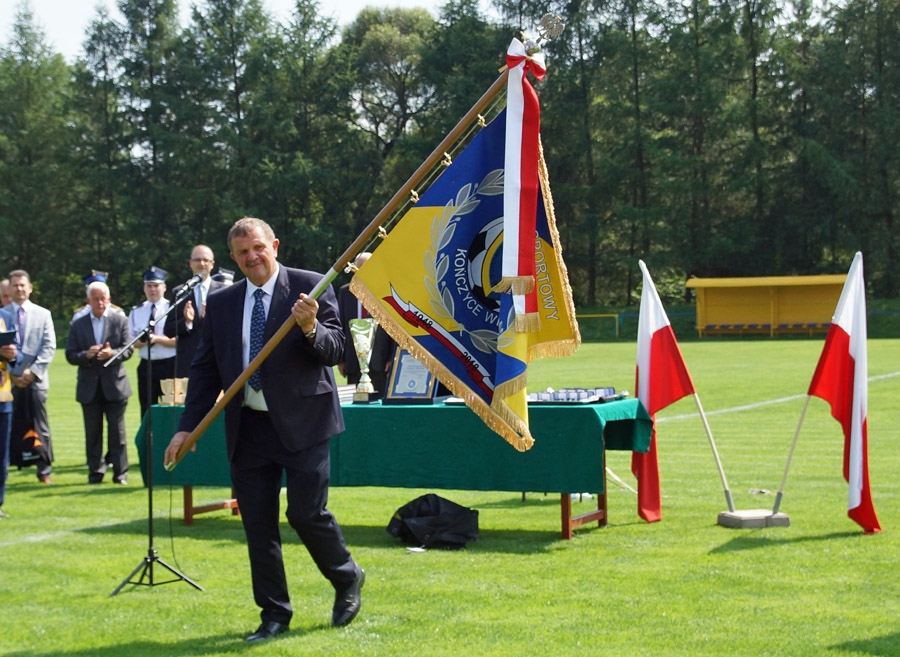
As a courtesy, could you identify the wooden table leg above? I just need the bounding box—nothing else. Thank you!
[183,485,195,526]
[559,463,609,539]
[182,485,240,525]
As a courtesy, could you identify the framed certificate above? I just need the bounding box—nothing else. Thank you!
[383,349,441,404]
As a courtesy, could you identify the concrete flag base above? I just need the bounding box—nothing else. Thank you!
[717,509,790,529]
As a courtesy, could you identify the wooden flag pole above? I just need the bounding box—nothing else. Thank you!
[165,70,511,470]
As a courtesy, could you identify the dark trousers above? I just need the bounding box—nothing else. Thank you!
[230,408,356,624]
[12,386,52,478]
[83,391,128,481]
[137,357,174,419]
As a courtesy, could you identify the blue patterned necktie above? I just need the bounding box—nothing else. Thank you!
[15,306,25,349]
[248,288,266,391]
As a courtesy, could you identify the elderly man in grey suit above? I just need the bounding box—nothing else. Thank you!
[66,281,134,484]
[8,269,55,484]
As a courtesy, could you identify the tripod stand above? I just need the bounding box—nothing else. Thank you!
[108,289,203,596]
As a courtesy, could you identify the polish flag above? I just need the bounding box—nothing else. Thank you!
[807,252,880,533]
[633,261,696,522]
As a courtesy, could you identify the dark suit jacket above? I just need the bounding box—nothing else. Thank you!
[337,282,394,390]
[65,312,134,404]
[164,279,226,377]
[177,264,345,459]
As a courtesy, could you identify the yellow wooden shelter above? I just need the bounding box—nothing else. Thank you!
[685,274,846,337]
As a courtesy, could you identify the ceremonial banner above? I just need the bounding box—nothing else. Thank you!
[633,261,696,522]
[352,109,580,451]
[807,252,880,533]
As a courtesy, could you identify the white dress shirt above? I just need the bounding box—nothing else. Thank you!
[242,264,279,411]
[128,299,176,360]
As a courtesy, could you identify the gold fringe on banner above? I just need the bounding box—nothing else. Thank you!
[348,278,534,452]
[514,312,542,333]
[493,276,535,295]
[532,137,581,355]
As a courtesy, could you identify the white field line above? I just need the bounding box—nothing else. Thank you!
[0,521,131,548]
[657,370,900,423]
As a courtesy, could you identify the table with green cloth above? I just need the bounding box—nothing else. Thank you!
[136,398,651,538]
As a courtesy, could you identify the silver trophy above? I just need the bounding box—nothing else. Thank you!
[350,318,379,403]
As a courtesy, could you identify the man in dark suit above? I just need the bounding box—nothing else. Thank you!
[66,281,134,484]
[164,217,364,642]
[164,244,226,378]
[338,252,395,394]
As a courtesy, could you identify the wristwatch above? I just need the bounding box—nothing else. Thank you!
[304,322,317,340]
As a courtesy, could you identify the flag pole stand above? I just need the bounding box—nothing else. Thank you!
[740,395,810,527]
[717,508,790,528]
[718,399,811,529]
[701,393,791,529]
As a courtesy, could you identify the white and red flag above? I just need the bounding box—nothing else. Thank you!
[500,38,546,329]
[633,261,696,522]
[807,252,880,533]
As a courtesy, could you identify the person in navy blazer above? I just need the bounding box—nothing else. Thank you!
[163,244,226,378]
[65,281,134,484]
[165,217,364,642]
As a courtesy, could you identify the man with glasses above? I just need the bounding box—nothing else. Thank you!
[165,245,226,378]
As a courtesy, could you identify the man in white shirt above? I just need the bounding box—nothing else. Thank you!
[128,266,176,418]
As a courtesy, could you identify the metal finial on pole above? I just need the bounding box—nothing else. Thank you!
[523,13,565,55]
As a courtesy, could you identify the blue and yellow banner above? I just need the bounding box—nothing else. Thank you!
[351,110,580,451]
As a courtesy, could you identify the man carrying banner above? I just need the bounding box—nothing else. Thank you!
[164,217,364,641]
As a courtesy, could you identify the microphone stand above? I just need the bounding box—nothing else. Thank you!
[108,288,203,596]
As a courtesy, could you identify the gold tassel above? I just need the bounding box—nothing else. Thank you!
[494,275,535,295]
[514,312,542,333]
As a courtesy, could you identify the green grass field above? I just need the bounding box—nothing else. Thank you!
[1,339,898,656]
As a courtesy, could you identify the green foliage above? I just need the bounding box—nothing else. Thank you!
[2,341,900,656]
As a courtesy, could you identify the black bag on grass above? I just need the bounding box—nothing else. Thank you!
[9,387,51,468]
[387,493,479,550]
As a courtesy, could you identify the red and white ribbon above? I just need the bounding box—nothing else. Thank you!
[502,38,546,322]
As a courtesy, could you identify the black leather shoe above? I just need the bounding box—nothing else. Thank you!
[245,621,289,642]
[332,565,365,627]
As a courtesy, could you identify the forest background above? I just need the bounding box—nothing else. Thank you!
[1,0,898,329]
